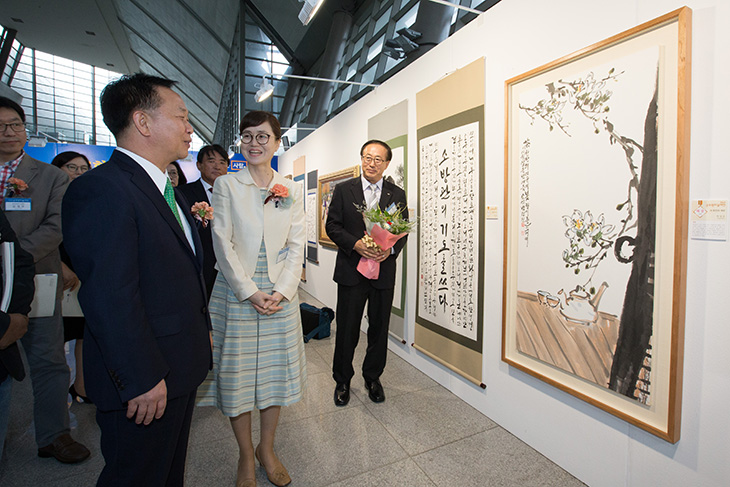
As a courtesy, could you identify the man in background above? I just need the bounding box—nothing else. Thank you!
[0,209,36,461]
[63,73,211,486]
[325,140,407,407]
[0,96,89,464]
[179,144,229,299]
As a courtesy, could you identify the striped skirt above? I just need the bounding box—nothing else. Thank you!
[197,240,307,416]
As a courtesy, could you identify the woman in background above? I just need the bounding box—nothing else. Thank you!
[167,160,187,187]
[197,111,306,487]
[51,151,92,403]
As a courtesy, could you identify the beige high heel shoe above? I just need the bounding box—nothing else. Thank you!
[236,455,257,487]
[254,446,291,487]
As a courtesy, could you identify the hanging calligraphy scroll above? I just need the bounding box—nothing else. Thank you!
[306,169,318,264]
[293,156,307,280]
[503,8,690,442]
[368,100,409,343]
[414,58,485,387]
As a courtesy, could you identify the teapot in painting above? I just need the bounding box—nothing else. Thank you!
[538,281,609,325]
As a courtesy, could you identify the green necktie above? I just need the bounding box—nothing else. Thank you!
[164,179,184,230]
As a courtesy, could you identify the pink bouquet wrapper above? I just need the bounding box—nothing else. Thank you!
[357,223,408,280]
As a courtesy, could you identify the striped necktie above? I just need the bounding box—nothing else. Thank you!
[366,184,380,210]
[164,179,184,229]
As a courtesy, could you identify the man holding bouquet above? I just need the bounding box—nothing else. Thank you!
[326,140,407,406]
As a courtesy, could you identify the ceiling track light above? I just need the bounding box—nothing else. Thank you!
[255,76,275,102]
[298,0,326,26]
[428,0,483,15]
[267,72,379,88]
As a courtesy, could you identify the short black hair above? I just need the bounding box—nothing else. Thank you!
[0,97,25,123]
[197,144,229,164]
[51,151,90,169]
[239,111,281,140]
[360,139,392,162]
[100,73,177,137]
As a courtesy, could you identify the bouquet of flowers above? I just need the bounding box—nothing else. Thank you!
[356,202,415,279]
[190,201,214,228]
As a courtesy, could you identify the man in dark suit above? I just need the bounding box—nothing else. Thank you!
[0,96,90,463]
[326,140,407,406]
[178,144,229,299]
[62,73,212,486]
[0,209,35,461]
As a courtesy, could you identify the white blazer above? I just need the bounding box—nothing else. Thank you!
[210,167,305,302]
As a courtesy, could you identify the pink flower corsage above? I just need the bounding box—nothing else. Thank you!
[191,201,214,228]
[264,183,290,208]
[6,177,28,197]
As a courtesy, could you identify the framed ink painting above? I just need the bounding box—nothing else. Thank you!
[502,7,691,442]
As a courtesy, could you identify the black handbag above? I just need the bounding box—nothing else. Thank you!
[299,303,334,343]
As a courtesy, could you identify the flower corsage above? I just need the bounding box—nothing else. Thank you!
[6,177,28,198]
[264,183,291,208]
[191,201,214,227]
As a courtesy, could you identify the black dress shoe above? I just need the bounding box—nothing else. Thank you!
[38,433,90,463]
[365,379,385,403]
[334,383,350,406]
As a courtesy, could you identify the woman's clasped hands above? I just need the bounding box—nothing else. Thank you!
[248,290,285,315]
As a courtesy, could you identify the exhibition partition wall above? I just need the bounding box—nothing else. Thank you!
[279,1,729,486]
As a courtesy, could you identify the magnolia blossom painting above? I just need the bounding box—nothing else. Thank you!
[514,46,661,405]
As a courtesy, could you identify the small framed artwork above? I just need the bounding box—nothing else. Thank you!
[318,165,361,249]
[502,7,691,442]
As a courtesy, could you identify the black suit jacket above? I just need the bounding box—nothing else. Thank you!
[325,177,407,289]
[178,179,216,299]
[0,210,35,382]
[62,150,212,412]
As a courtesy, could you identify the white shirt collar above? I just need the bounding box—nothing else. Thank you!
[361,176,383,193]
[117,147,169,194]
[200,178,213,193]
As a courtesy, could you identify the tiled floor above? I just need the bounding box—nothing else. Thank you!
[0,289,585,486]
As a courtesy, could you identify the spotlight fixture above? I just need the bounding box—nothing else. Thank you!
[255,76,274,103]
[383,27,422,60]
[298,0,326,26]
[28,135,47,148]
[227,135,242,159]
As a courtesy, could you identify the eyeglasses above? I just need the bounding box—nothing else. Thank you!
[0,122,25,133]
[64,164,89,173]
[240,133,271,145]
[361,155,385,165]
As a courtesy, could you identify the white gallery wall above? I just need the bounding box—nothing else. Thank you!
[278,1,729,485]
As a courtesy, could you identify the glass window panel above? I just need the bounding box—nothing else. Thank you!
[56,112,74,123]
[384,53,404,72]
[395,3,418,32]
[374,7,392,33]
[339,85,352,107]
[346,62,357,80]
[37,100,54,112]
[366,35,384,63]
[352,35,365,55]
[361,63,377,86]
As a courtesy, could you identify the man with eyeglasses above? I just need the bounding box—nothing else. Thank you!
[326,139,407,406]
[0,96,90,463]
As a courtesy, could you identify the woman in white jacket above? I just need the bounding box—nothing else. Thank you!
[197,111,306,487]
